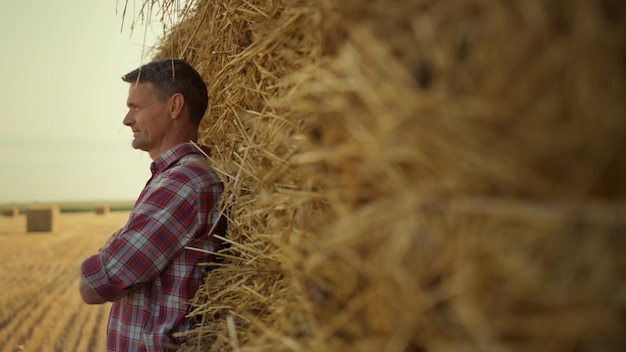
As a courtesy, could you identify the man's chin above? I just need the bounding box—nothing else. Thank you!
[131,140,147,151]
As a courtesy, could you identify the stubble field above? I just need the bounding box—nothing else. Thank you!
[0,211,130,352]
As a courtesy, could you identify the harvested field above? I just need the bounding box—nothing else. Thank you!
[0,211,129,352]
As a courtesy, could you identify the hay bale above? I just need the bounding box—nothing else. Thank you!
[26,206,59,233]
[132,0,626,350]
[94,204,110,215]
[2,207,19,217]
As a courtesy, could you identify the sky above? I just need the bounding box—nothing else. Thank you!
[0,1,167,204]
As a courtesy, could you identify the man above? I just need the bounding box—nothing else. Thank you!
[79,59,226,351]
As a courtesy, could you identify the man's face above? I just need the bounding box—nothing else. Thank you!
[123,82,170,157]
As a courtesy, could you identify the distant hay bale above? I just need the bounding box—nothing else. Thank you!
[133,0,626,351]
[94,204,110,215]
[26,206,59,233]
[2,207,19,217]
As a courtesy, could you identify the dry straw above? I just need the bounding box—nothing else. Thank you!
[26,206,60,232]
[2,207,19,217]
[95,204,111,215]
[129,0,626,350]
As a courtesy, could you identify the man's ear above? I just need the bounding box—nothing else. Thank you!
[169,93,185,119]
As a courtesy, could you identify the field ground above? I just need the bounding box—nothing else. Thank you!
[0,211,130,352]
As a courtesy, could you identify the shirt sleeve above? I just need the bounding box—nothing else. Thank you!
[81,174,201,301]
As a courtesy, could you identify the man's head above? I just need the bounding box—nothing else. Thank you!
[122,59,208,159]
[122,59,208,125]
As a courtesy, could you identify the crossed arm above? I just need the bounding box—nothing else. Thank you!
[79,229,121,305]
[79,277,107,304]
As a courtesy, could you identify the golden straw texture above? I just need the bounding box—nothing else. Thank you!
[135,0,626,350]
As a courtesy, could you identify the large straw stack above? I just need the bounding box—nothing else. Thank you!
[2,207,19,217]
[136,0,626,350]
[95,204,110,215]
[26,206,60,232]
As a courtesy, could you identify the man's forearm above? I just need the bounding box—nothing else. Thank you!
[79,276,107,305]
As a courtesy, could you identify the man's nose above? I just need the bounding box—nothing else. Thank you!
[123,113,133,126]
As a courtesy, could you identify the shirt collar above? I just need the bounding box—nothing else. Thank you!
[150,142,211,175]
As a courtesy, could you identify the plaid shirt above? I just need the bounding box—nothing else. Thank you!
[81,143,226,351]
